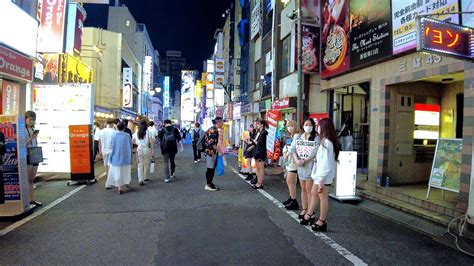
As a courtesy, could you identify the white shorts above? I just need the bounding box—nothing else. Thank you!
[103,153,111,166]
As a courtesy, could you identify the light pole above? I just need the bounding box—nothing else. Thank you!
[296,0,302,127]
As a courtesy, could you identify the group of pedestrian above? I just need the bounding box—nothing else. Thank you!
[281,118,339,232]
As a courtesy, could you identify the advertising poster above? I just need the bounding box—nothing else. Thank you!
[37,0,67,53]
[33,84,93,173]
[2,80,19,115]
[42,54,60,83]
[299,25,321,73]
[123,68,133,108]
[321,0,351,79]
[392,0,459,55]
[266,110,282,161]
[251,0,262,40]
[429,139,462,192]
[60,53,93,84]
[295,139,316,159]
[350,0,392,68]
[462,0,474,27]
[69,125,94,179]
[0,117,21,201]
[301,0,321,26]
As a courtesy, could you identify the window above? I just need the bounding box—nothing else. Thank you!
[281,35,292,76]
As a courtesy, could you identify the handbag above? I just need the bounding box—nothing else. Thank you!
[27,146,43,165]
[216,155,225,176]
[150,158,155,173]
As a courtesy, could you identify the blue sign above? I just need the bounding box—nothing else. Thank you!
[163,76,170,108]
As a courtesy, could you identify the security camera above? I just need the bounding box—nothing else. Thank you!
[287,10,297,20]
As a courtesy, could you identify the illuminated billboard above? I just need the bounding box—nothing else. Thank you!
[37,0,67,53]
[163,76,170,108]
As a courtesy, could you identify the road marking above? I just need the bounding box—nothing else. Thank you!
[231,168,367,266]
[0,172,107,237]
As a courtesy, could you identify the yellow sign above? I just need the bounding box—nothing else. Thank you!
[60,53,93,84]
[196,80,203,98]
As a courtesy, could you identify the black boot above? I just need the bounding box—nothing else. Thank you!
[250,177,258,185]
[285,199,299,211]
[245,173,253,181]
[282,197,292,205]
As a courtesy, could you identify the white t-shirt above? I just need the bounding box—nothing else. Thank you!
[99,127,115,154]
[133,132,151,150]
[147,126,158,140]
[94,127,101,141]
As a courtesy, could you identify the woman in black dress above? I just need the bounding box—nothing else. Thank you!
[251,119,268,189]
[244,124,256,181]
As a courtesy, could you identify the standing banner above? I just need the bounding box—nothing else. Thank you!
[350,0,392,68]
[69,125,95,181]
[266,110,281,161]
[0,115,30,217]
[321,0,351,78]
[427,138,463,198]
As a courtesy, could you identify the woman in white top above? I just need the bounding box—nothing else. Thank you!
[307,118,339,232]
[281,120,299,210]
[25,111,42,207]
[132,120,155,186]
[291,119,320,224]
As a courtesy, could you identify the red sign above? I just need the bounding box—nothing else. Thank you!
[0,45,34,82]
[419,18,474,60]
[309,113,329,128]
[2,80,20,115]
[267,109,282,127]
[37,0,67,53]
[69,125,92,174]
[74,5,87,54]
[271,97,296,110]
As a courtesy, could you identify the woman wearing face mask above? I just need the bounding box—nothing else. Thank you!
[291,118,319,224]
[251,119,268,189]
[282,120,299,210]
[307,118,339,231]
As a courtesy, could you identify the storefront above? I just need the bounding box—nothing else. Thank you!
[258,99,271,119]
[233,102,242,148]
[241,102,260,130]
[271,97,297,122]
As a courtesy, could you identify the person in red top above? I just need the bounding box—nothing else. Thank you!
[203,117,224,192]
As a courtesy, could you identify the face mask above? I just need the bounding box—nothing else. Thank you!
[304,126,313,134]
[287,127,294,133]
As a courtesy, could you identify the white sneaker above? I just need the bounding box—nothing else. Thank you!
[194,160,198,164]
[164,178,171,183]
[205,184,218,192]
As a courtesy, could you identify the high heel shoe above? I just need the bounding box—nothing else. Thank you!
[311,220,327,232]
[298,209,307,221]
[252,183,264,189]
[300,213,316,225]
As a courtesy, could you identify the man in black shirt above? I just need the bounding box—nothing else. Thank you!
[158,120,183,183]
[122,119,133,138]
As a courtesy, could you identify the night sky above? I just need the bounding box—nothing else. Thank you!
[84,0,234,70]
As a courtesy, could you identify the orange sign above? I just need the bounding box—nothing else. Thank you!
[69,125,92,174]
[1,80,19,115]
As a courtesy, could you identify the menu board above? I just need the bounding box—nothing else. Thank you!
[392,0,459,55]
[69,125,94,179]
[33,84,93,173]
[350,0,392,68]
[429,139,462,192]
[321,0,351,78]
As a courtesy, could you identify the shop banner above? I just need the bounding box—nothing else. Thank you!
[462,0,474,27]
[392,0,459,55]
[266,110,282,161]
[299,25,320,73]
[69,125,94,180]
[428,138,462,192]
[123,67,133,108]
[295,139,316,160]
[215,58,225,73]
[301,0,321,26]
[60,53,93,84]
[2,80,19,115]
[41,54,60,83]
[0,45,34,82]
[321,0,351,79]
[350,0,392,68]
[37,0,67,53]
[233,103,242,120]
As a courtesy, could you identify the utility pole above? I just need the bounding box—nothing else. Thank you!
[296,0,302,127]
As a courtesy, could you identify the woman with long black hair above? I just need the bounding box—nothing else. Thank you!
[306,118,339,231]
[244,124,256,181]
[251,119,268,189]
[132,119,155,186]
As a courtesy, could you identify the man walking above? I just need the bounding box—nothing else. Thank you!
[99,118,116,188]
[192,123,204,163]
[158,120,183,183]
[203,117,224,192]
[93,122,101,161]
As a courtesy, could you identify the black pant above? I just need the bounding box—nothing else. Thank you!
[163,152,176,178]
[93,140,99,160]
[192,143,201,161]
[206,155,218,185]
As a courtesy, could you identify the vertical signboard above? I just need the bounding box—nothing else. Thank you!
[65,3,87,55]
[300,24,320,73]
[392,0,459,55]
[251,0,262,40]
[350,0,392,68]
[321,0,351,78]
[69,125,94,180]
[143,56,153,92]
[266,109,282,161]
[163,76,170,108]
[122,67,133,108]
[301,0,321,26]
[37,0,67,53]
[2,80,19,115]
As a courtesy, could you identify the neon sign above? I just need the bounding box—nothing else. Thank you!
[417,18,474,59]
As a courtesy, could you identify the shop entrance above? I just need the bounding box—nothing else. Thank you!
[331,82,370,174]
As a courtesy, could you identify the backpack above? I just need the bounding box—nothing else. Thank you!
[162,128,176,149]
[193,129,201,142]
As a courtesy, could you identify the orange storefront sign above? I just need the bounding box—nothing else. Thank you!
[69,125,92,174]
